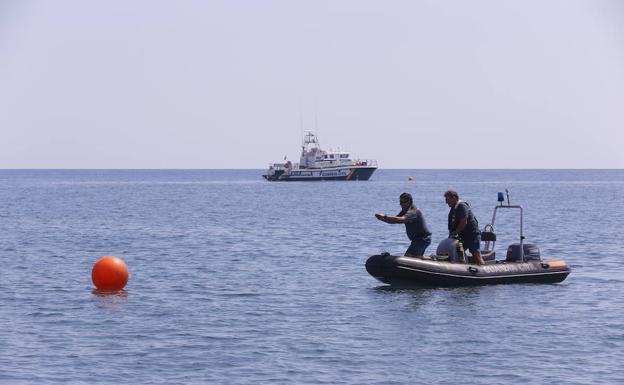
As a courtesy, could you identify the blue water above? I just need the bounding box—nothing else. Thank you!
[1,169,623,385]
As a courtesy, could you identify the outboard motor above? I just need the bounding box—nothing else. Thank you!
[506,243,541,262]
[436,238,465,262]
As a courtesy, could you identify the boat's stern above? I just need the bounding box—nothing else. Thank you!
[540,259,571,283]
[263,163,287,181]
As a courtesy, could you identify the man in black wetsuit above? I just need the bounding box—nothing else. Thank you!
[375,192,432,257]
[444,190,485,265]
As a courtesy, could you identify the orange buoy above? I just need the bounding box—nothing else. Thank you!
[408,176,414,181]
[92,255,129,291]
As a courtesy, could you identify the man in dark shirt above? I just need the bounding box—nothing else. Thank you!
[444,190,485,265]
[375,192,432,257]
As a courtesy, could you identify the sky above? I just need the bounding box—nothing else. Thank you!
[1,0,623,169]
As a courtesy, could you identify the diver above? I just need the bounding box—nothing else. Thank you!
[375,192,432,257]
[444,190,485,265]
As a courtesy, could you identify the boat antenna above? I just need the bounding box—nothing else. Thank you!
[314,103,318,132]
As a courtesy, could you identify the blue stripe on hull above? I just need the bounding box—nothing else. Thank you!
[263,167,376,181]
[352,167,376,181]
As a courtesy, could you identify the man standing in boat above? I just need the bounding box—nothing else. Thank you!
[375,192,432,257]
[444,190,485,265]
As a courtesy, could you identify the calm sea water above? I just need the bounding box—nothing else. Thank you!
[1,169,622,385]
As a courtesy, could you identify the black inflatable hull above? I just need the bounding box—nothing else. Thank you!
[366,254,571,287]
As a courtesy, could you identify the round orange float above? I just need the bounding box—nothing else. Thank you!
[91,255,129,291]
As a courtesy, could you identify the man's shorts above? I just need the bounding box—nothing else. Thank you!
[461,233,481,254]
[406,238,431,257]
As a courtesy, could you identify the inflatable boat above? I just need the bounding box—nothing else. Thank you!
[366,191,571,287]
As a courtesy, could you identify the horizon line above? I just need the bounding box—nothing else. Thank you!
[0,168,623,171]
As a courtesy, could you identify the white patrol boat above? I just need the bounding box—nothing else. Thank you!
[263,131,378,181]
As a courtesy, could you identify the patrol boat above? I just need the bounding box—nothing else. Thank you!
[263,131,377,181]
[366,191,571,286]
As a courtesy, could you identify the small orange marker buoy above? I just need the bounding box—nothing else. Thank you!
[408,176,414,181]
[92,255,129,291]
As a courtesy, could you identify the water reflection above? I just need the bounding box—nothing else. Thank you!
[91,288,128,298]
[372,283,487,311]
[91,289,128,312]
[373,284,483,295]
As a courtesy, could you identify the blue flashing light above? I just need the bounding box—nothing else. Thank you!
[497,192,505,202]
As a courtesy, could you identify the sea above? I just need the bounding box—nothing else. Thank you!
[0,169,622,385]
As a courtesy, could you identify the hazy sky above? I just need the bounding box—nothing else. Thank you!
[1,0,623,168]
